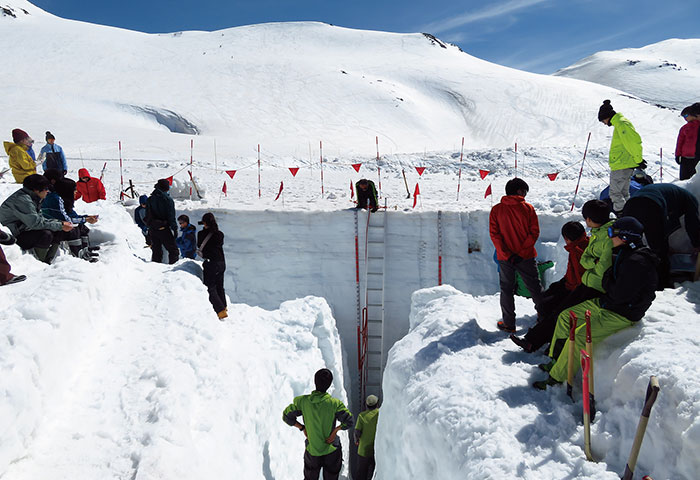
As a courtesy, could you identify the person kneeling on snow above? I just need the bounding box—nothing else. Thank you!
[175,214,197,259]
[75,168,106,203]
[355,179,378,212]
[534,217,658,390]
[41,178,100,262]
[0,174,74,264]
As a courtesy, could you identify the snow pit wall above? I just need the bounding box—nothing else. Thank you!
[183,208,575,408]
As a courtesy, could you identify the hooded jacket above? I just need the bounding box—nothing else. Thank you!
[283,391,354,457]
[489,195,539,261]
[601,245,658,321]
[563,235,590,291]
[146,188,177,231]
[4,142,36,183]
[75,168,106,203]
[675,120,700,159]
[0,187,64,236]
[608,113,643,171]
[580,220,615,293]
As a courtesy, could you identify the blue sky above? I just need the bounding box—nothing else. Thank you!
[32,0,699,73]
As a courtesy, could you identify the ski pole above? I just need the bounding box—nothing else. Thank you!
[570,132,592,212]
[580,349,593,461]
[585,309,596,421]
[567,310,577,401]
[621,376,660,480]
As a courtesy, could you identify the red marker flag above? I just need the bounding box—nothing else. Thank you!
[274,181,284,201]
[222,181,227,196]
[412,183,420,209]
[226,170,236,179]
[289,167,299,177]
[166,176,174,186]
[415,166,426,176]
[479,169,490,180]
[350,180,354,199]
[484,183,492,198]
[547,172,559,181]
[352,163,362,173]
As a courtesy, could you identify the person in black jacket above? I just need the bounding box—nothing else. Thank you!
[197,212,227,319]
[534,217,658,389]
[146,179,179,264]
[622,183,700,289]
[355,179,378,212]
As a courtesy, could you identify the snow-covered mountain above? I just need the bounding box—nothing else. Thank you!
[554,38,700,110]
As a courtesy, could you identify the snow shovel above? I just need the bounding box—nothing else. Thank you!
[584,309,596,421]
[621,376,660,480]
[580,349,594,461]
[567,310,577,401]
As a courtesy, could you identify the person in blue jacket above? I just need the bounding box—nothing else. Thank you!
[40,131,68,175]
[175,214,197,259]
[134,195,151,246]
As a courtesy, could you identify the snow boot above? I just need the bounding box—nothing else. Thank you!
[497,321,515,333]
[510,334,535,353]
[538,360,554,373]
[533,375,562,390]
[3,274,26,286]
[217,308,228,320]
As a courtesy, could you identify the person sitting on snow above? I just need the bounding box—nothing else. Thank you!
[41,178,99,262]
[0,230,26,286]
[4,128,37,183]
[0,174,73,264]
[134,195,151,246]
[283,368,354,480]
[489,177,544,333]
[175,214,197,259]
[355,179,378,212]
[75,168,106,203]
[534,217,658,390]
[510,221,592,353]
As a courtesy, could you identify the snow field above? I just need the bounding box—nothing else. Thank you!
[376,284,700,479]
[0,200,350,479]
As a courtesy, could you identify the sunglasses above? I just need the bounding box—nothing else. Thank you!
[682,114,689,119]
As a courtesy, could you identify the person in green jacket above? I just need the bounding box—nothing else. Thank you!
[354,394,379,480]
[598,99,644,213]
[283,368,354,480]
[579,200,615,294]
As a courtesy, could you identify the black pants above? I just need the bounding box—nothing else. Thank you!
[498,258,544,329]
[623,197,668,289]
[150,227,179,264]
[16,229,54,250]
[203,260,226,313]
[524,283,600,351]
[679,156,698,181]
[356,453,375,480]
[303,447,342,480]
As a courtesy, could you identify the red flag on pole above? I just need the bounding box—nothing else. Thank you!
[547,172,559,181]
[166,176,173,186]
[289,167,299,177]
[412,183,420,209]
[479,169,490,180]
[484,184,492,198]
[352,163,362,173]
[415,167,426,176]
[226,170,236,179]
[350,180,354,199]
[222,181,227,196]
[274,181,284,201]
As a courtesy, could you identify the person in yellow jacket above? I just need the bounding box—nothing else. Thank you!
[4,129,37,183]
[598,100,643,213]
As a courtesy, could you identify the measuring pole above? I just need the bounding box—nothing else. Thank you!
[438,210,443,285]
[214,139,218,174]
[119,141,124,201]
[189,139,194,200]
[570,132,592,212]
[257,144,261,199]
[320,140,324,196]
[659,147,663,182]
[514,141,518,177]
[376,136,382,198]
[457,137,465,201]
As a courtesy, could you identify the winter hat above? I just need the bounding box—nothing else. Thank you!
[598,100,616,121]
[582,199,610,225]
[12,128,29,143]
[366,395,379,407]
[314,368,333,392]
[139,194,148,205]
[155,178,170,191]
[45,131,55,141]
[609,216,644,247]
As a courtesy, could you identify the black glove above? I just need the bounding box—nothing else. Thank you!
[676,156,682,165]
[638,159,647,170]
[508,254,523,265]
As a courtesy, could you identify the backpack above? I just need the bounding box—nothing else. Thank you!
[45,144,62,171]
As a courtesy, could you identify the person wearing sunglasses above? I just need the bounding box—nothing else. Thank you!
[534,217,658,390]
[675,103,700,180]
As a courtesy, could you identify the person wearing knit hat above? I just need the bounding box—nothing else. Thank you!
[597,99,644,214]
[4,129,37,183]
[534,216,658,390]
[354,394,380,480]
[145,179,179,264]
[39,131,68,175]
[134,194,151,246]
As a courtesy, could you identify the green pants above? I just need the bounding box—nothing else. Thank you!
[548,299,633,383]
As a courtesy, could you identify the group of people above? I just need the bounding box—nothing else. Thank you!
[134,178,228,319]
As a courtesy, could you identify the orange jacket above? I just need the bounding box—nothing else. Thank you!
[489,195,539,261]
[75,168,106,203]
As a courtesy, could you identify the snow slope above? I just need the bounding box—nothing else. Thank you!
[0,201,351,479]
[555,38,700,110]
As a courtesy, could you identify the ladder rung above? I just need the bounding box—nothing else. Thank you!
[367,272,382,275]
[368,334,381,339]
[367,241,384,244]
[367,288,383,292]
[368,350,382,355]
[367,256,384,260]
[367,303,382,307]
[368,367,381,371]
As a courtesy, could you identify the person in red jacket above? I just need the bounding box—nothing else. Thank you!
[489,178,544,333]
[75,168,106,203]
[675,104,700,180]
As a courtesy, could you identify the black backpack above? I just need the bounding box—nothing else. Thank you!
[45,144,62,171]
